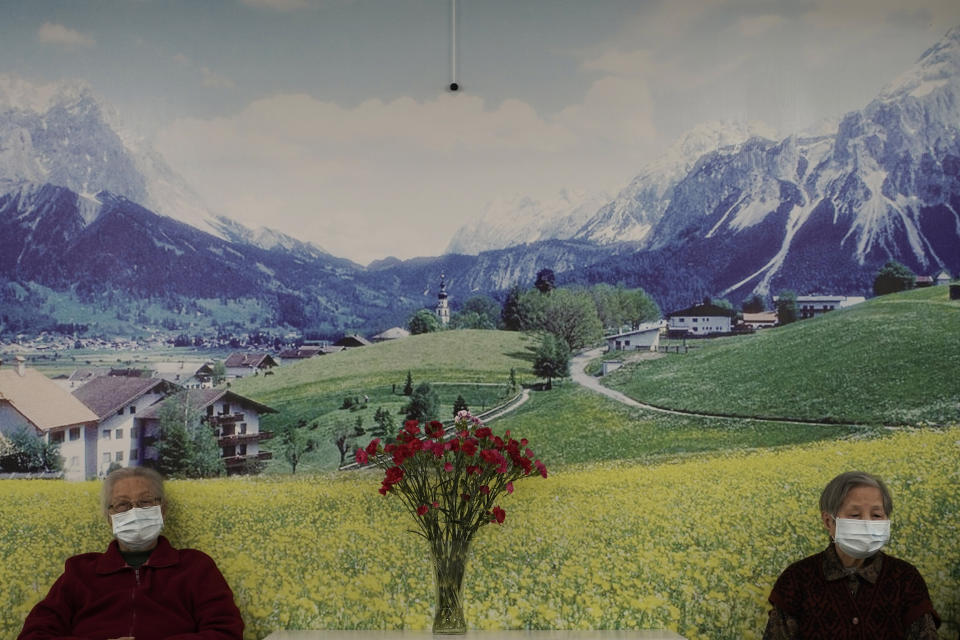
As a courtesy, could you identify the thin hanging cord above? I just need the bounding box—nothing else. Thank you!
[450,0,458,90]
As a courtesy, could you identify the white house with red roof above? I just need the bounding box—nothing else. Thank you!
[72,376,180,477]
[0,358,99,480]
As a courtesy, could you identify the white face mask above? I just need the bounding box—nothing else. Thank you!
[111,505,164,551]
[833,517,890,559]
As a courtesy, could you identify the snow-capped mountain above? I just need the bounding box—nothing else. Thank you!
[445,188,610,255]
[574,120,777,246]
[0,74,333,259]
[642,25,960,298]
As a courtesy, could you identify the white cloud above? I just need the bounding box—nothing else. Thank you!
[36,22,96,48]
[737,15,786,37]
[200,67,236,89]
[581,50,653,77]
[171,52,235,89]
[239,0,310,11]
[154,89,652,263]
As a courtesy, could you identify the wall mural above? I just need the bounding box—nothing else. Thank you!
[1,1,958,639]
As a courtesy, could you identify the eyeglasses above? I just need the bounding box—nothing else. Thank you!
[109,498,161,513]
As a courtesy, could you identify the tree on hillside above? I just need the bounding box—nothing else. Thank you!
[0,427,62,473]
[533,333,571,390]
[405,382,441,422]
[588,284,659,330]
[541,288,603,351]
[501,285,524,330]
[775,290,799,326]
[742,294,766,313]
[712,298,733,310]
[372,406,395,437]
[277,419,315,474]
[211,360,227,386]
[333,429,352,467]
[534,268,556,293]
[153,391,224,478]
[449,311,495,330]
[403,371,414,396]
[459,295,501,328]
[452,394,469,417]
[408,309,440,334]
[873,260,916,296]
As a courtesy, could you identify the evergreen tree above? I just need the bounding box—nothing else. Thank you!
[873,260,916,296]
[154,391,224,478]
[403,371,414,396]
[534,268,556,293]
[405,382,441,422]
[452,394,469,417]
[372,406,395,437]
[533,333,571,390]
[501,285,524,331]
[742,294,766,313]
[776,290,799,326]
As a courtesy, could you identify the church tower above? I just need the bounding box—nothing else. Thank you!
[435,273,450,326]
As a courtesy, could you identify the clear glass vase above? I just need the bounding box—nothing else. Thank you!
[431,538,471,634]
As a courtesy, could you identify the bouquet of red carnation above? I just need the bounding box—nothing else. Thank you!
[356,410,547,633]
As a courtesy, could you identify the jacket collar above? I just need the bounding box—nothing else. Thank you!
[822,543,883,585]
[96,535,180,574]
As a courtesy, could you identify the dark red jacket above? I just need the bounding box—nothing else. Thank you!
[768,546,940,639]
[18,536,243,640]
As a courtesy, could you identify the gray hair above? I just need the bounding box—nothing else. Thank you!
[819,470,893,516]
[101,466,166,516]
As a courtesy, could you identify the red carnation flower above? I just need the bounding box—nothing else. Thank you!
[535,459,547,478]
[355,448,368,464]
[491,506,506,524]
[365,439,381,455]
[417,505,429,516]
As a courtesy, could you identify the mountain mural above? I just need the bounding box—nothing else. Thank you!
[1,27,959,337]
[569,27,960,302]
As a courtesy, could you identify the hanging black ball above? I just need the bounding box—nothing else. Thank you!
[448,82,459,92]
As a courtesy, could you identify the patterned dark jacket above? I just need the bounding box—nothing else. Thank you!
[766,545,940,640]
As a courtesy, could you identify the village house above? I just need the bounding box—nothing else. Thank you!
[793,295,865,319]
[372,327,411,342]
[224,352,278,379]
[934,269,952,286]
[152,360,216,388]
[136,389,276,475]
[72,376,179,478]
[333,334,372,348]
[666,302,736,336]
[0,358,99,481]
[604,321,663,352]
[277,345,325,361]
[741,311,778,330]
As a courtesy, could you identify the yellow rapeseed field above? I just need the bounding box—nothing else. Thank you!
[2,427,957,639]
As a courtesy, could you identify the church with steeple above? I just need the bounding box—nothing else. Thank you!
[435,273,450,326]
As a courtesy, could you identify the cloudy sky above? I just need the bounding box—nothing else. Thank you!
[2,0,959,264]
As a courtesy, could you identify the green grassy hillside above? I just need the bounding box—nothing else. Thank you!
[231,330,537,471]
[232,328,869,473]
[604,286,960,424]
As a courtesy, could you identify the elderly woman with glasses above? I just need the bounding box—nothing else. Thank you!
[763,470,941,639]
[19,467,243,640]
